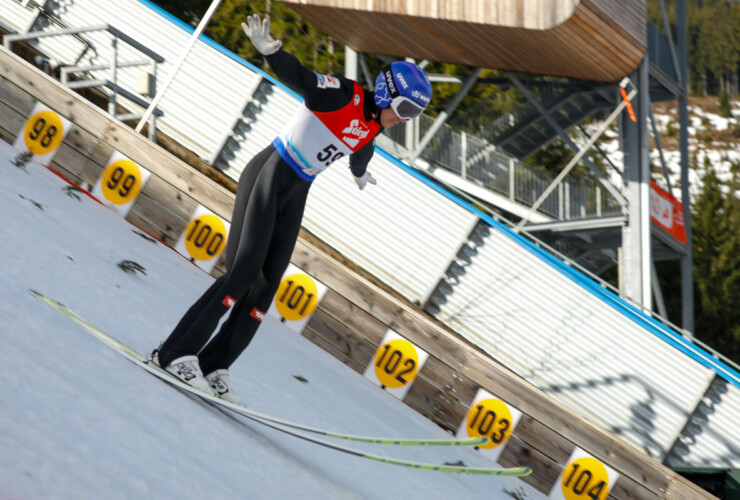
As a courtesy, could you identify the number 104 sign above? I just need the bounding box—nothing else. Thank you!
[549,447,619,500]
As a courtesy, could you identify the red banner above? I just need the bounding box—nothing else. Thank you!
[650,181,687,244]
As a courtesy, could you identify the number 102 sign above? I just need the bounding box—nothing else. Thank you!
[364,330,428,400]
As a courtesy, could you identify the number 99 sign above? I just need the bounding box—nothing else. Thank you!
[92,152,151,217]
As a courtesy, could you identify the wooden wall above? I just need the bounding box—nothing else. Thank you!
[281,0,646,82]
[0,45,712,499]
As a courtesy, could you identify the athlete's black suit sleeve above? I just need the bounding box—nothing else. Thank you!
[265,50,379,178]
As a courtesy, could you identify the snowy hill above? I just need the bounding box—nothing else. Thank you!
[0,141,545,499]
[598,97,740,198]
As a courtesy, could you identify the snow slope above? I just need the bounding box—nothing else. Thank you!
[0,139,544,499]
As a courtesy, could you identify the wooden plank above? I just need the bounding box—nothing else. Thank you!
[499,436,563,494]
[302,324,366,373]
[611,472,664,500]
[1,42,712,500]
[302,303,379,368]
[283,1,646,81]
[125,193,189,246]
[462,354,693,498]
[0,46,234,220]
[312,289,390,348]
[0,100,27,146]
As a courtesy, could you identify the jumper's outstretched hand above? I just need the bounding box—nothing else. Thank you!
[353,171,377,190]
[242,14,282,56]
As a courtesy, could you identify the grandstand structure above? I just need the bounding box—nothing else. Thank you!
[1,0,738,496]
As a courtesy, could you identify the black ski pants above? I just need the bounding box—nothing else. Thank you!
[158,144,311,374]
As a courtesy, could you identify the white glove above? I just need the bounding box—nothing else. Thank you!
[242,14,282,56]
[353,171,377,190]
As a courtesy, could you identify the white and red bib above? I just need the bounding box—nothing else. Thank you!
[273,82,380,181]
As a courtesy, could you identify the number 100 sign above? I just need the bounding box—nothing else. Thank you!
[13,102,71,166]
[174,205,230,273]
[363,330,428,400]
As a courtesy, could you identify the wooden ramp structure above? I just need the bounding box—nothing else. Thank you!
[0,44,712,499]
[281,0,646,82]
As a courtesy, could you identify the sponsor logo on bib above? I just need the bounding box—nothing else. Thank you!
[316,73,340,89]
[341,119,370,148]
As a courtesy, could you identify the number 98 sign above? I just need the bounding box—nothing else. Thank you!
[13,102,71,166]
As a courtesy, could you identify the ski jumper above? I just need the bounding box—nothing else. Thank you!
[157,50,382,374]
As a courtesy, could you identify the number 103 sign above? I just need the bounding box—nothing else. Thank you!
[456,389,522,462]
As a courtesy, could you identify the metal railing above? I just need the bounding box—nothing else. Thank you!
[385,114,622,221]
[4,23,165,139]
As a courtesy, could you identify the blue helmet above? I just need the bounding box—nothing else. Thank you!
[374,61,432,119]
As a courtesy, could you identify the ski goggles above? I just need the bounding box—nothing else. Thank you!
[389,96,425,120]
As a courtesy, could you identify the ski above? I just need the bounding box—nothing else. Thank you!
[30,289,531,477]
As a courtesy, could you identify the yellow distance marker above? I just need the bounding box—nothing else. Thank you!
[373,338,420,389]
[464,398,514,450]
[561,456,610,500]
[100,159,144,206]
[23,109,65,156]
[275,273,318,321]
[183,213,227,262]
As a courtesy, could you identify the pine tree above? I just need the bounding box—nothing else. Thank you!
[691,161,740,362]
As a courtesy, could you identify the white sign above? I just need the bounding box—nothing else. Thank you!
[549,447,620,500]
[92,151,151,217]
[364,330,429,400]
[455,388,522,462]
[13,102,71,166]
[267,263,328,334]
[174,205,230,273]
